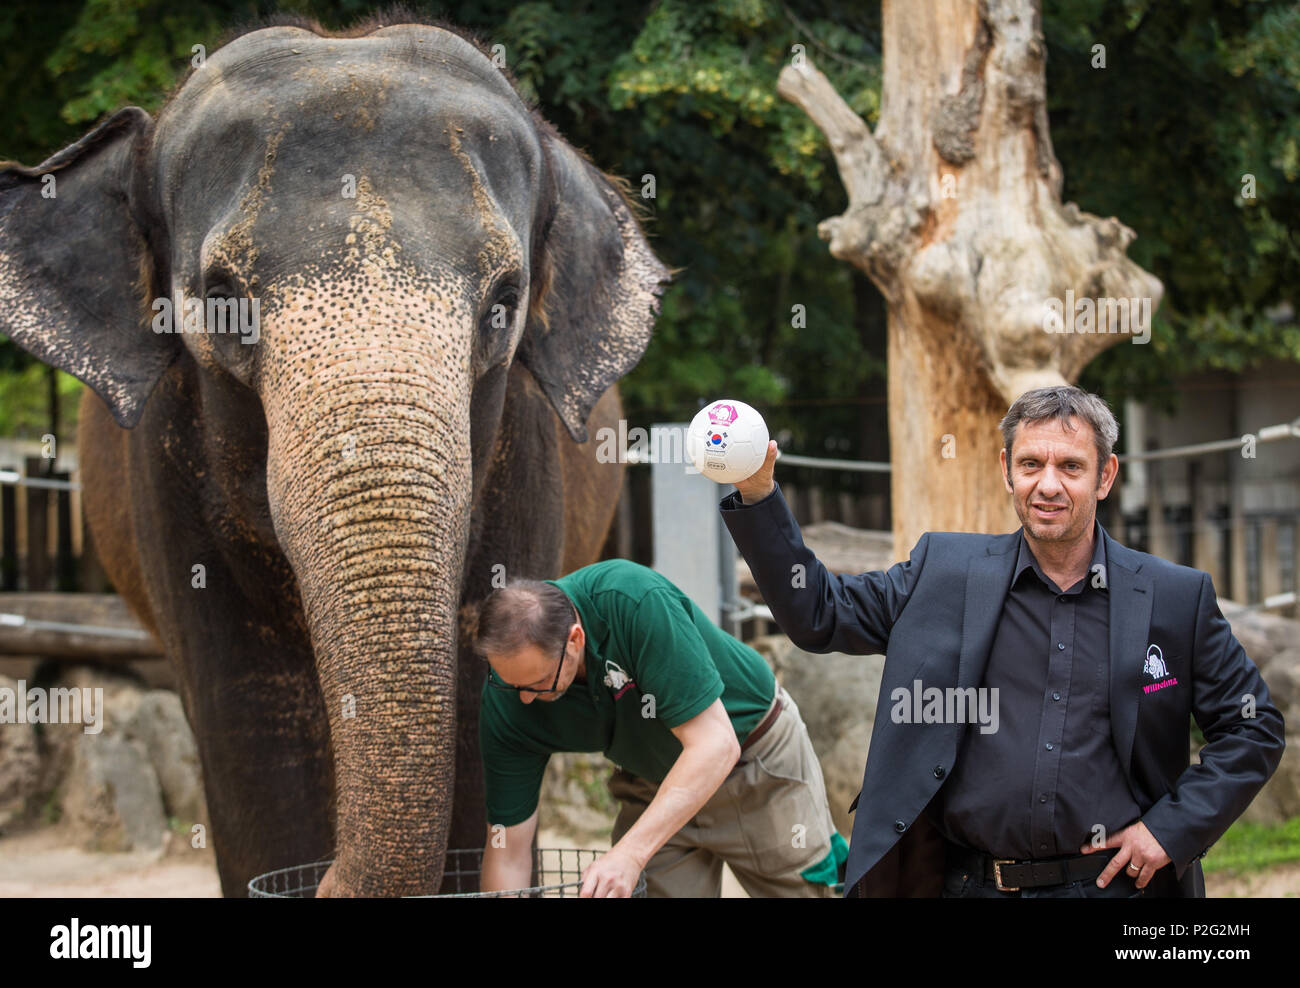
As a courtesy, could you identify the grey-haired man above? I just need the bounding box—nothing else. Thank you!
[721,385,1285,898]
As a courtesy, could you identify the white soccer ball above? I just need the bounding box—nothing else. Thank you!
[686,399,770,485]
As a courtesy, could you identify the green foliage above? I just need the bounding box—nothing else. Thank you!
[1203,814,1300,874]
[0,366,83,439]
[607,0,879,193]
[1044,0,1300,413]
[0,0,1294,456]
[44,0,227,124]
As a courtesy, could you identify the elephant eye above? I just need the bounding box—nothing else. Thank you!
[205,283,236,301]
[482,284,521,334]
[473,279,525,374]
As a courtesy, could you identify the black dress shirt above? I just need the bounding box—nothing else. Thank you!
[933,519,1142,858]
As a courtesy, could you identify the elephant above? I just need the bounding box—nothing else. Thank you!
[0,15,669,896]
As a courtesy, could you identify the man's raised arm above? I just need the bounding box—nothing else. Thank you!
[719,440,926,655]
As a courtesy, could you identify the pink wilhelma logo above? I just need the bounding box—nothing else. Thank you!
[708,403,738,427]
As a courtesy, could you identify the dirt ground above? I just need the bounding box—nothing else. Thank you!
[0,824,1293,896]
[0,825,222,897]
[1206,860,1300,898]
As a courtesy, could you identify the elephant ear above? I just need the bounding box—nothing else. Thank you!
[518,130,670,443]
[0,107,176,429]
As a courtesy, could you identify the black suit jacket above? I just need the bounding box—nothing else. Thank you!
[720,483,1286,898]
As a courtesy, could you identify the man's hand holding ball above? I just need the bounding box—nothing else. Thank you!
[735,440,777,504]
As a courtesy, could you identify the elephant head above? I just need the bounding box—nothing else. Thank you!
[0,19,668,894]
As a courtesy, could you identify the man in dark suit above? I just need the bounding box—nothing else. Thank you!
[720,385,1285,898]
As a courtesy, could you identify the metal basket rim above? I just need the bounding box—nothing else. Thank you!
[247,849,647,898]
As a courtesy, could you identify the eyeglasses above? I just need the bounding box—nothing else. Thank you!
[487,634,569,695]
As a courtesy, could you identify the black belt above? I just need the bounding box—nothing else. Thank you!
[948,844,1118,892]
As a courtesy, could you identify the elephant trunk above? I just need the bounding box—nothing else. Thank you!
[262,340,474,896]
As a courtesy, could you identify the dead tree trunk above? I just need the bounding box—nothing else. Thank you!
[779,0,1162,556]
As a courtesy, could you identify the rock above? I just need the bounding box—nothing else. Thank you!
[26,664,175,852]
[539,752,617,840]
[1240,642,1300,824]
[0,676,42,831]
[0,663,209,853]
[819,722,875,836]
[37,664,145,796]
[1259,647,1300,711]
[125,691,208,828]
[61,733,166,853]
[1244,742,1300,825]
[752,634,884,837]
[1220,601,1300,670]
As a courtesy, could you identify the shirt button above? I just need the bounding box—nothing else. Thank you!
[933,766,946,779]
[1040,843,1049,852]
[1039,794,1048,803]
[1045,742,1055,751]
[1058,595,1067,603]
[894,820,907,833]
[1057,642,1065,650]
[1052,691,1061,701]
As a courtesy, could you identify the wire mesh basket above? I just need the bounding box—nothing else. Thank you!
[248,847,648,898]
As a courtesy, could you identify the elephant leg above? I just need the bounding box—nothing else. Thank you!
[444,628,490,880]
[107,393,337,896]
[175,632,335,897]
[81,387,329,892]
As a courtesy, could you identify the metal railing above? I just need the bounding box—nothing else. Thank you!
[0,468,80,491]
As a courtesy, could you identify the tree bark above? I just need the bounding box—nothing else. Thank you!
[779,0,1162,556]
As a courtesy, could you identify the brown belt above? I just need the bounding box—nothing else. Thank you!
[740,687,785,752]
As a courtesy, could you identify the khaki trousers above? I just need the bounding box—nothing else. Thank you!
[608,688,839,898]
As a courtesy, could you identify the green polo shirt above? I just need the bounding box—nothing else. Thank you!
[480,558,776,826]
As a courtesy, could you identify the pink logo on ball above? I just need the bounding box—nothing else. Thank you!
[708,403,738,427]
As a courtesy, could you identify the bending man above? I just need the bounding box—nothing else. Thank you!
[474,558,847,897]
